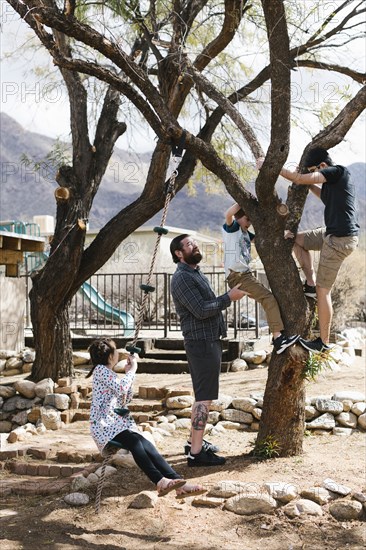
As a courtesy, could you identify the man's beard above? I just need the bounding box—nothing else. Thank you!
[183,249,202,265]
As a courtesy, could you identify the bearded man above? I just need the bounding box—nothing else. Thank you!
[170,234,244,467]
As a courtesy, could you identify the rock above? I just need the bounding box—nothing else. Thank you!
[351,402,366,416]
[192,496,225,508]
[35,379,55,398]
[157,421,175,432]
[40,406,62,430]
[332,427,353,436]
[341,399,353,412]
[174,418,191,430]
[306,413,335,430]
[210,394,233,412]
[216,421,243,430]
[305,405,319,420]
[3,396,37,412]
[300,487,334,505]
[241,350,267,364]
[36,422,47,434]
[0,386,16,399]
[11,410,30,425]
[323,478,351,496]
[0,420,12,432]
[247,362,267,370]
[315,399,343,414]
[5,357,23,370]
[94,465,118,478]
[335,411,358,428]
[263,482,298,503]
[283,498,323,518]
[252,407,262,420]
[230,358,248,372]
[232,397,257,413]
[166,414,177,422]
[332,391,365,403]
[2,369,22,377]
[27,407,41,423]
[310,395,331,405]
[210,424,227,436]
[207,480,249,498]
[22,363,33,374]
[225,493,277,515]
[165,395,194,409]
[357,413,366,429]
[21,348,36,363]
[0,360,6,372]
[87,473,99,484]
[168,407,192,418]
[64,492,90,506]
[43,393,70,410]
[0,396,3,408]
[7,426,31,443]
[0,349,17,359]
[14,380,36,399]
[71,475,91,491]
[250,422,260,431]
[220,409,253,424]
[207,411,220,424]
[129,491,158,509]
[111,452,137,469]
[113,360,127,373]
[72,351,90,365]
[329,499,362,521]
[352,492,366,503]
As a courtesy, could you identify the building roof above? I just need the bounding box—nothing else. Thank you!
[0,230,45,277]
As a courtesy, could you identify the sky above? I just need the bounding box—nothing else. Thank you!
[1,3,365,167]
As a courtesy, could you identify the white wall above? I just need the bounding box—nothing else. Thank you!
[0,278,25,352]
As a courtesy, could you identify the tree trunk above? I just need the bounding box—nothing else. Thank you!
[29,282,73,382]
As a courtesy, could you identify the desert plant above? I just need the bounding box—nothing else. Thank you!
[253,435,281,460]
[301,349,333,382]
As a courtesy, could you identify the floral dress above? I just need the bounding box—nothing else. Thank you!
[90,364,138,453]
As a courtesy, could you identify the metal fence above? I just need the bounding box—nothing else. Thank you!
[24,270,266,340]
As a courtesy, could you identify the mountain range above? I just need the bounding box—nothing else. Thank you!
[1,112,365,234]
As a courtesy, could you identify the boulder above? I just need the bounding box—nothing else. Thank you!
[306,413,335,430]
[329,499,362,521]
[210,394,233,412]
[168,407,192,418]
[0,360,6,373]
[283,498,323,518]
[0,350,17,359]
[111,452,138,469]
[216,421,244,430]
[351,402,366,416]
[64,492,90,506]
[208,411,220,424]
[72,351,90,365]
[40,406,62,430]
[220,409,253,424]
[335,412,358,429]
[35,379,55,398]
[230,359,248,372]
[323,478,351,496]
[332,427,353,436]
[71,476,91,492]
[232,397,257,413]
[207,480,250,498]
[174,418,191,430]
[300,487,334,505]
[3,396,37,412]
[315,399,343,414]
[305,405,319,420]
[357,413,366,429]
[165,395,194,409]
[129,491,158,509]
[21,349,36,363]
[5,357,23,370]
[14,380,36,399]
[225,493,277,515]
[263,482,298,503]
[43,393,70,410]
[94,465,118,478]
[0,420,12,433]
[11,410,30,425]
[252,407,262,420]
[0,386,16,399]
[241,350,267,364]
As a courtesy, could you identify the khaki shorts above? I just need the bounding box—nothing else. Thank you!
[303,228,358,289]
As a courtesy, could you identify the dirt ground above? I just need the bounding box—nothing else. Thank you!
[1,354,365,550]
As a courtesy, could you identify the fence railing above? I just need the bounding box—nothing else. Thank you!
[24,270,268,340]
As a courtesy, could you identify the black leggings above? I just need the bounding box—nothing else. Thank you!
[111,430,182,485]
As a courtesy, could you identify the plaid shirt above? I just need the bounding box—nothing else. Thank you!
[171,262,231,340]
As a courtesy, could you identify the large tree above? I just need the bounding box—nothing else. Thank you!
[6,0,365,455]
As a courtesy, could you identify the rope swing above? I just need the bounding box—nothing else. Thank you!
[126,131,186,356]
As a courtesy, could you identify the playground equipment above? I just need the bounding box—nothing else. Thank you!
[79,281,134,336]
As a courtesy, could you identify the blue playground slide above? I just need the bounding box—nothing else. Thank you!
[27,252,135,336]
[79,281,135,336]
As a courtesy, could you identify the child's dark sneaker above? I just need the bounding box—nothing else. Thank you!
[299,337,331,353]
[272,333,300,355]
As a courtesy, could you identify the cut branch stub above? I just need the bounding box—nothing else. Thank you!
[277,203,289,217]
[54,187,71,201]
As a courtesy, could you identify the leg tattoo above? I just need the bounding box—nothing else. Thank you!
[192,402,209,431]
